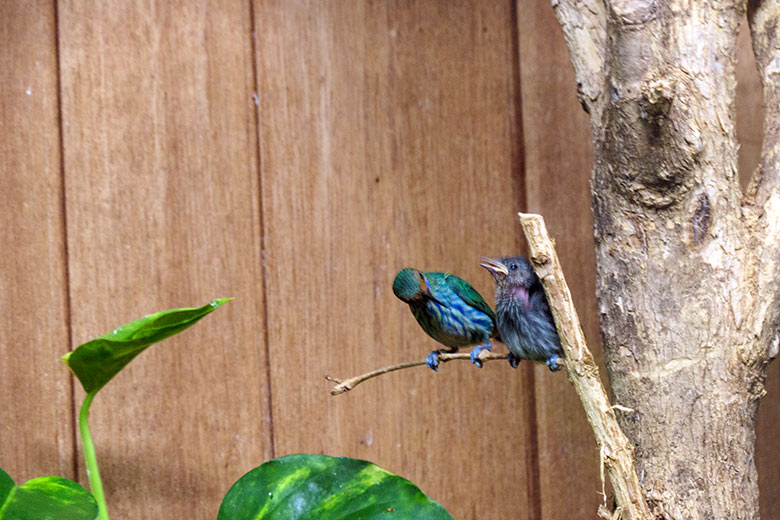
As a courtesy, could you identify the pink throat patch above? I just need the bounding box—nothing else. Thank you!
[512,286,530,309]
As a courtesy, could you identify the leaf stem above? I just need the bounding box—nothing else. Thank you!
[79,391,109,520]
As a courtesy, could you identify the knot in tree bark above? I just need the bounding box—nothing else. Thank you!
[601,74,703,208]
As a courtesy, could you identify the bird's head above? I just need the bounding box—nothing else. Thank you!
[392,268,444,305]
[480,256,539,309]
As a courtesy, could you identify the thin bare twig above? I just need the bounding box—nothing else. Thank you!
[326,351,511,395]
[519,212,651,520]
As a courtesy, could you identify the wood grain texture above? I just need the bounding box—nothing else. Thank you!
[254,1,538,518]
[57,1,271,517]
[516,0,604,517]
[0,0,74,483]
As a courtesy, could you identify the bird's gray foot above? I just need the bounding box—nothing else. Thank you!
[469,342,492,368]
[507,352,520,368]
[546,356,563,372]
[425,351,441,372]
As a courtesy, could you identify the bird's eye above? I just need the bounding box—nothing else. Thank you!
[510,263,518,271]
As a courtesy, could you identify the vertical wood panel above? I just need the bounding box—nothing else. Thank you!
[517,0,603,518]
[0,0,73,483]
[254,1,538,518]
[58,1,271,517]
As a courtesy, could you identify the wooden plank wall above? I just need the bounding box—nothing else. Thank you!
[0,0,73,483]
[253,4,541,520]
[0,1,775,519]
[56,2,271,518]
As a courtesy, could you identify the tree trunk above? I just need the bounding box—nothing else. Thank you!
[552,0,780,518]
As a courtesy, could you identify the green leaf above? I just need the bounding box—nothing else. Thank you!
[217,454,454,520]
[62,298,233,394]
[0,468,98,520]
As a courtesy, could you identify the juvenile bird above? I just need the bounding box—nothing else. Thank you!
[392,268,497,371]
[480,256,564,371]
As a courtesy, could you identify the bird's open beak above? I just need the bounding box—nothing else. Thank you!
[480,257,509,278]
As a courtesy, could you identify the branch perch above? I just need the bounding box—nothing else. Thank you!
[327,351,511,395]
[519,212,651,520]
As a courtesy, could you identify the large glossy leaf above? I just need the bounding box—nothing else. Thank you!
[217,454,453,519]
[0,468,98,520]
[62,298,232,393]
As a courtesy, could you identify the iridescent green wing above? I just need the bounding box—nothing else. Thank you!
[442,273,497,323]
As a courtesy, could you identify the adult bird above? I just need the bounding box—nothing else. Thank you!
[392,268,497,371]
[480,256,564,371]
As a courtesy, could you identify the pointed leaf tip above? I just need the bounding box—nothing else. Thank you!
[62,298,233,394]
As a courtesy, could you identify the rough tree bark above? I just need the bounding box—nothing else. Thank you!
[552,0,780,518]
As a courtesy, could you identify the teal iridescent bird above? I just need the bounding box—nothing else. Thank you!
[392,268,497,371]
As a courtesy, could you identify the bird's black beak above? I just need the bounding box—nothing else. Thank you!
[480,257,508,280]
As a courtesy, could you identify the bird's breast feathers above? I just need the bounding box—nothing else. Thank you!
[411,297,493,347]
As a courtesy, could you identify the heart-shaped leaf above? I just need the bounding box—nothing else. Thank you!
[0,467,98,520]
[62,298,232,394]
[217,454,453,519]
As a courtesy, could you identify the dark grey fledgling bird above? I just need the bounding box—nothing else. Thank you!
[480,256,563,371]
